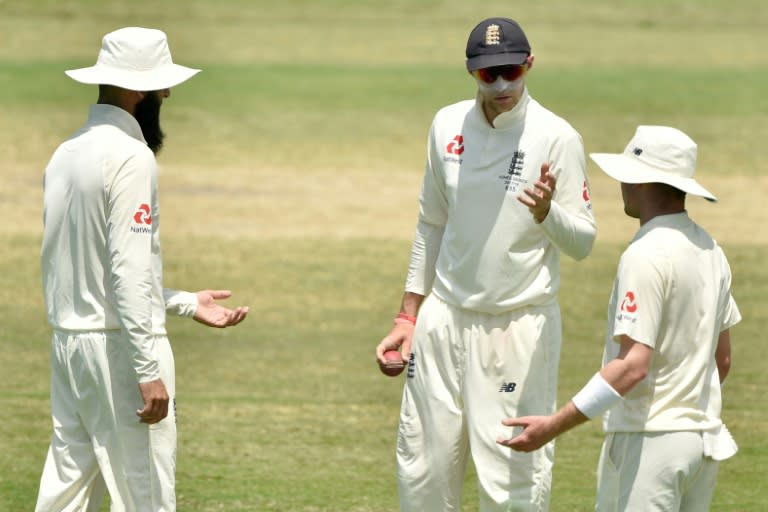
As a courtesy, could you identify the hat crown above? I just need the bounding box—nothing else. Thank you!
[623,126,697,179]
[97,27,173,72]
[465,17,530,71]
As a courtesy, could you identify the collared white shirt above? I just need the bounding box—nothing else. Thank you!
[603,212,741,432]
[406,88,596,313]
[42,104,195,382]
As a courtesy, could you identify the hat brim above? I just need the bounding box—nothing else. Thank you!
[65,63,200,91]
[466,52,528,71]
[590,152,717,202]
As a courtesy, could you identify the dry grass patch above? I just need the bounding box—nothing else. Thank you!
[3,159,764,247]
[156,166,768,246]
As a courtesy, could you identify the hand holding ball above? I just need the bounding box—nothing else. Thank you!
[379,350,406,377]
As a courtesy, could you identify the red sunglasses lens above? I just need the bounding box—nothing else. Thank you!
[473,64,527,84]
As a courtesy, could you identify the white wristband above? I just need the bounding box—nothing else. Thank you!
[571,372,622,419]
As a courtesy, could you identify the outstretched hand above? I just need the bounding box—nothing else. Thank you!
[193,290,249,328]
[517,162,556,223]
[497,401,588,452]
[496,416,558,452]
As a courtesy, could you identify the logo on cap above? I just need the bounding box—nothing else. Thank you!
[633,147,643,156]
[485,24,501,45]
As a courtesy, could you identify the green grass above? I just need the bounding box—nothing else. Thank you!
[2,237,764,511]
[1,0,766,510]
[3,62,767,174]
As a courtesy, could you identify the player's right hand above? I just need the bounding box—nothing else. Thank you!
[376,323,414,365]
[137,378,169,424]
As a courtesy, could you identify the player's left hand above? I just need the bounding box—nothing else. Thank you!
[376,322,414,365]
[193,290,249,328]
[518,162,556,223]
[496,415,558,452]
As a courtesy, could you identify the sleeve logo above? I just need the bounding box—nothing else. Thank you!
[130,203,152,234]
[620,291,638,313]
[133,203,152,225]
[446,135,464,155]
[582,180,593,210]
[582,180,591,202]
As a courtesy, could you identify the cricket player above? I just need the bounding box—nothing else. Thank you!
[498,125,740,511]
[36,27,248,511]
[376,17,596,511]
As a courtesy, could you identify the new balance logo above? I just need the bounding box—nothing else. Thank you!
[499,382,517,393]
[407,352,416,378]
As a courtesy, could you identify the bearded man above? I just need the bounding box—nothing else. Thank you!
[36,27,248,511]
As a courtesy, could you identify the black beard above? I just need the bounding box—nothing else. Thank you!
[134,91,165,154]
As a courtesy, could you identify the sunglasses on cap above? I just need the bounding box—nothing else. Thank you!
[471,63,529,84]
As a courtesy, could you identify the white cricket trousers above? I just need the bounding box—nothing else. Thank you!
[397,295,561,512]
[35,330,177,512]
[596,431,719,511]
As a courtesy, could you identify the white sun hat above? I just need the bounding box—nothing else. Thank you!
[65,27,200,91]
[590,125,716,202]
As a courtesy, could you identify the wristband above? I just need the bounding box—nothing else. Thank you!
[571,372,622,419]
[394,312,416,325]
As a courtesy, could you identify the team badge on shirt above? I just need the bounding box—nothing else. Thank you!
[131,203,152,234]
[498,150,527,192]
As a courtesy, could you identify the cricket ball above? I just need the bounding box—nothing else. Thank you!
[379,350,405,377]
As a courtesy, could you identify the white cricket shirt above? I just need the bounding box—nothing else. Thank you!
[602,212,741,432]
[41,104,196,383]
[406,88,596,313]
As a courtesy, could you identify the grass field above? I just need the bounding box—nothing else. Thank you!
[1,1,766,510]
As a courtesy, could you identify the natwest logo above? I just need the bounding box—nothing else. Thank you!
[620,291,638,313]
[446,135,464,155]
[582,180,591,202]
[133,204,152,225]
[582,180,593,209]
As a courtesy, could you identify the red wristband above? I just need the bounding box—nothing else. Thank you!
[394,312,417,325]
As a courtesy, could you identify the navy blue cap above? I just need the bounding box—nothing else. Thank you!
[465,18,531,71]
